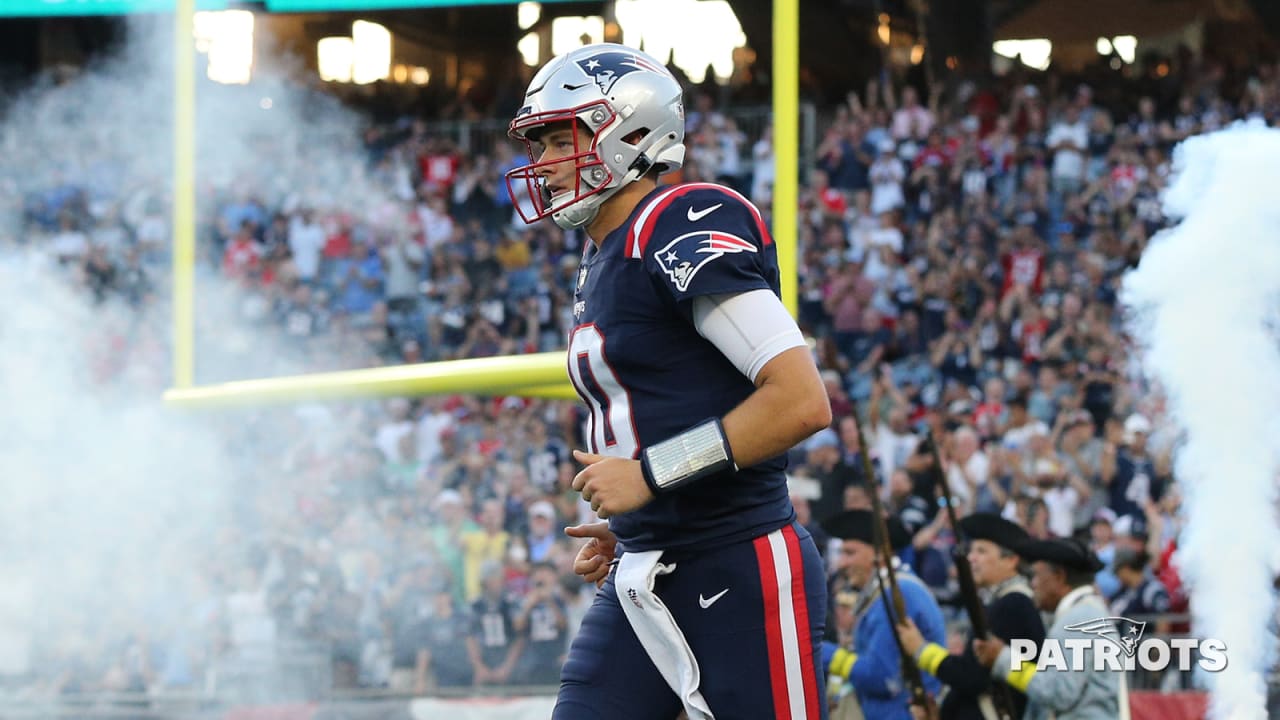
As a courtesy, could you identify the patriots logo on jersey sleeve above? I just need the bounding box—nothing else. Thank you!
[575,51,669,95]
[654,230,757,293]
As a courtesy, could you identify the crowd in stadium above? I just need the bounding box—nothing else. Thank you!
[6,44,1270,701]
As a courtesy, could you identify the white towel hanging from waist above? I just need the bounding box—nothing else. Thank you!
[615,550,715,720]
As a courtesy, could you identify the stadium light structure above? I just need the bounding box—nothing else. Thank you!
[165,0,798,408]
[0,0,573,14]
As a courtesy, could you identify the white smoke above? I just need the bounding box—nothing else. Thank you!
[1122,120,1280,720]
[0,14,398,704]
[0,252,234,683]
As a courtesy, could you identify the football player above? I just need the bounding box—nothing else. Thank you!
[506,43,832,719]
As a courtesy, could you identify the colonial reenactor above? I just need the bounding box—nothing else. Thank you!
[973,537,1124,720]
[898,512,1046,720]
[821,509,948,720]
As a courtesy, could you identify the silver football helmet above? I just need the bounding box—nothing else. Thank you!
[506,43,686,229]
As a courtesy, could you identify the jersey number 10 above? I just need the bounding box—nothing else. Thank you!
[567,325,639,458]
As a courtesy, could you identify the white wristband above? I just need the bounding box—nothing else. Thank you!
[640,418,736,493]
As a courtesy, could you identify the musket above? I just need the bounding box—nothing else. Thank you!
[925,429,1016,720]
[849,401,937,719]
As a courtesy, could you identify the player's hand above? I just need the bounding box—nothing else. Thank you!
[972,636,1006,667]
[897,616,926,657]
[565,521,617,587]
[571,449,655,519]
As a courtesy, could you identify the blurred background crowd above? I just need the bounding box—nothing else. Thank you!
[3,38,1273,704]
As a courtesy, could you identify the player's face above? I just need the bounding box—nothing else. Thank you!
[532,122,595,205]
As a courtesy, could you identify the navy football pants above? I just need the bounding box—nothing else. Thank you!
[554,522,829,720]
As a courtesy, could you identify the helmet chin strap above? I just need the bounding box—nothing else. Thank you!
[551,155,650,230]
[551,202,599,230]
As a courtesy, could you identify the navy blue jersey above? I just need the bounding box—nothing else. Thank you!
[1109,575,1171,617]
[1109,450,1163,520]
[470,594,521,668]
[567,182,795,554]
[527,438,569,493]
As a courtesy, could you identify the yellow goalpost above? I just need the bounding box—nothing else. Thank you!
[163,0,799,408]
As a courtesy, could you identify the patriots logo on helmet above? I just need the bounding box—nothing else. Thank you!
[1065,616,1148,657]
[575,51,668,95]
[655,230,757,293]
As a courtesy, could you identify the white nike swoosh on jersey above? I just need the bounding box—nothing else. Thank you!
[698,588,730,609]
[687,203,723,222]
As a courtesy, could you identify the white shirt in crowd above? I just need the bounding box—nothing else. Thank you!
[946,450,989,508]
[1046,118,1088,182]
[416,203,455,251]
[863,225,903,283]
[875,424,919,488]
[376,418,415,464]
[136,214,166,248]
[716,127,745,179]
[869,156,906,215]
[383,239,425,299]
[1001,421,1050,454]
[1040,483,1081,538]
[225,590,276,663]
[751,137,774,206]
[91,223,128,253]
[844,211,880,264]
[892,105,934,141]
[50,229,88,260]
[416,409,454,465]
[288,217,326,280]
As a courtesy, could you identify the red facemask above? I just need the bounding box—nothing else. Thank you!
[505,100,619,225]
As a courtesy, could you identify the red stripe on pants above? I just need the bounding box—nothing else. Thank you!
[753,533,791,720]
[783,525,821,719]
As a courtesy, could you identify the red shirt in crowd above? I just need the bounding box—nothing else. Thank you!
[819,187,847,216]
[222,236,261,279]
[419,152,459,193]
[1156,538,1191,633]
[322,230,352,259]
[913,140,953,172]
[1002,248,1044,297]
[973,401,1005,437]
[1019,316,1050,363]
